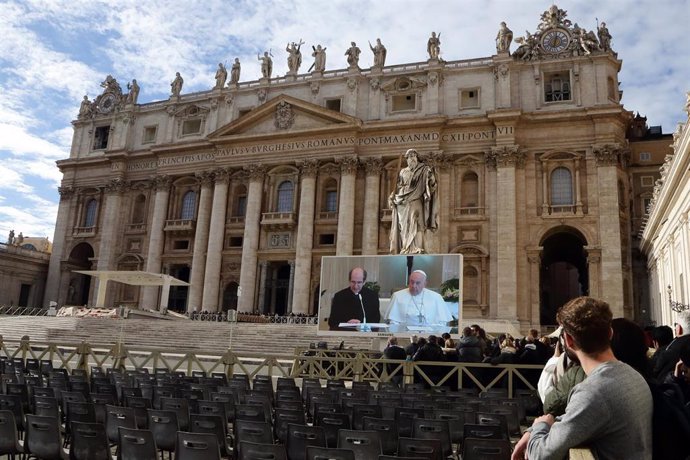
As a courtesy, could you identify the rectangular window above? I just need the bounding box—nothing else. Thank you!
[459,88,480,109]
[319,234,335,245]
[93,126,110,150]
[392,94,417,112]
[325,190,338,212]
[181,119,202,135]
[325,98,342,112]
[173,240,189,250]
[236,196,247,217]
[640,176,654,187]
[142,125,157,144]
[639,152,651,161]
[544,72,571,102]
[228,236,243,247]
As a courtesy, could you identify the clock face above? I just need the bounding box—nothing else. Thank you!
[542,29,570,53]
[99,93,116,113]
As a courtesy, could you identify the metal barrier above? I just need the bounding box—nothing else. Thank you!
[0,306,48,316]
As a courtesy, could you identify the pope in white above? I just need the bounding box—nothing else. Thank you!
[385,270,453,327]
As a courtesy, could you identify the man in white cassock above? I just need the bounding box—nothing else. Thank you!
[385,270,452,327]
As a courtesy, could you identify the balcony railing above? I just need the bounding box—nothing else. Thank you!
[164,219,196,232]
[125,223,147,234]
[317,211,338,222]
[455,206,484,217]
[73,226,96,237]
[261,212,296,229]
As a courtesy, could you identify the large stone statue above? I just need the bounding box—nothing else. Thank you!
[258,51,273,78]
[345,42,361,68]
[126,79,139,104]
[286,40,304,73]
[230,58,241,84]
[427,32,441,60]
[7,229,14,245]
[79,95,93,118]
[170,72,183,97]
[16,232,23,246]
[369,38,387,68]
[214,63,227,89]
[389,149,439,254]
[597,21,612,51]
[496,21,513,53]
[573,25,601,55]
[311,44,327,72]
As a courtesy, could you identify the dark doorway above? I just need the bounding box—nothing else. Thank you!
[167,265,190,312]
[263,262,290,315]
[540,229,588,325]
[222,282,239,312]
[18,284,31,307]
[68,242,94,305]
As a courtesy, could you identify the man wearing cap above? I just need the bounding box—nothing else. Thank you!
[328,267,380,331]
[384,270,452,327]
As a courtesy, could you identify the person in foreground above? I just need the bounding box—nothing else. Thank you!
[385,270,452,328]
[512,296,653,460]
[328,267,380,331]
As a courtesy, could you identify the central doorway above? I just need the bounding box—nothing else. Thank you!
[167,265,190,312]
[540,228,588,325]
[262,262,290,315]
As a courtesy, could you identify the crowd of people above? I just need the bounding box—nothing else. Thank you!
[187,310,317,324]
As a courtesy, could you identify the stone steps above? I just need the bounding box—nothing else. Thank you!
[0,317,374,356]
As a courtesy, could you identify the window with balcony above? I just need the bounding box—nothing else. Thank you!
[550,167,574,206]
[460,172,479,214]
[84,199,98,227]
[180,191,196,219]
[131,194,146,223]
[276,181,294,212]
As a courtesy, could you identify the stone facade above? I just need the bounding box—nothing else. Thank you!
[1,243,49,307]
[44,6,665,331]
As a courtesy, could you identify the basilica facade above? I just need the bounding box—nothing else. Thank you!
[43,6,668,330]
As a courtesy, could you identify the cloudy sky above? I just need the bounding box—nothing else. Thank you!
[0,0,688,241]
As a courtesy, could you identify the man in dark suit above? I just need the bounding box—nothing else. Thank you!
[652,310,690,380]
[328,267,380,331]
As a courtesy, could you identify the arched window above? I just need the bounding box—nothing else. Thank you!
[463,266,479,304]
[84,199,98,227]
[180,191,196,219]
[551,167,573,206]
[322,178,338,212]
[461,172,479,208]
[276,181,294,212]
[131,194,146,223]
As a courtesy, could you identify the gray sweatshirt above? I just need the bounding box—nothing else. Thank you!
[528,360,653,460]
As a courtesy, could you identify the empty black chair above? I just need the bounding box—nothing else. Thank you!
[462,423,507,443]
[432,408,467,445]
[105,404,137,444]
[196,399,228,424]
[125,395,152,429]
[69,421,110,460]
[307,446,355,460]
[34,395,60,418]
[65,401,97,444]
[24,414,68,460]
[275,408,306,444]
[234,420,274,458]
[314,411,350,448]
[60,391,87,421]
[189,413,230,457]
[6,383,30,412]
[337,429,382,460]
[411,418,452,458]
[159,397,190,431]
[352,404,382,431]
[117,426,158,460]
[239,441,288,460]
[378,456,427,460]
[175,431,221,460]
[0,410,24,459]
[147,409,178,458]
[482,404,521,435]
[397,437,442,460]
[287,423,326,460]
[475,412,510,439]
[0,394,24,432]
[395,407,425,438]
[362,417,398,456]
[462,438,511,460]
[236,402,270,424]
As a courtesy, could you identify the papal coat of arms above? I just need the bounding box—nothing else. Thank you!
[274,101,295,129]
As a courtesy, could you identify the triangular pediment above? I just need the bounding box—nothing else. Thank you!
[208,94,361,140]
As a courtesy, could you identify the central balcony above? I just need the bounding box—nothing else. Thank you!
[261,212,296,230]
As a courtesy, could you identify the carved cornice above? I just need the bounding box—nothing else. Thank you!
[244,164,267,180]
[105,178,129,194]
[58,186,75,201]
[488,145,524,168]
[152,175,172,191]
[337,156,359,175]
[592,143,622,167]
[298,159,319,178]
[320,163,340,176]
[362,157,383,176]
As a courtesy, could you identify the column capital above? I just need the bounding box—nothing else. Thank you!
[337,155,359,175]
[297,159,319,178]
[426,151,452,170]
[58,186,76,201]
[592,143,626,167]
[195,170,215,187]
[244,164,267,181]
[212,167,230,184]
[362,156,383,176]
[104,178,130,194]
[487,145,524,169]
[152,175,172,191]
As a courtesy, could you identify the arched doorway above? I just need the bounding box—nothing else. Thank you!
[222,282,239,312]
[67,243,94,305]
[540,228,588,325]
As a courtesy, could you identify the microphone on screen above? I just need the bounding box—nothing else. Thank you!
[358,293,367,324]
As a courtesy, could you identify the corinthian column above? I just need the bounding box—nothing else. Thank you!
[238,164,266,313]
[336,156,358,255]
[488,145,524,321]
[292,160,318,314]
[361,157,382,255]
[202,169,230,311]
[44,186,76,306]
[141,175,171,309]
[187,171,214,312]
[427,151,451,253]
[95,178,128,307]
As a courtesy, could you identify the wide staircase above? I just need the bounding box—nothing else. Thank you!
[0,316,374,355]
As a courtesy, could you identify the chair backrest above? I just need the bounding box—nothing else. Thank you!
[461,438,512,460]
[275,408,306,444]
[24,414,64,460]
[34,396,60,419]
[314,411,350,448]
[146,409,179,452]
[431,408,468,445]
[105,404,137,444]
[0,410,21,455]
[189,414,228,455]
[234,420,274,458]
[196,399,228,423]
[118,426,158,460]
[70,421,110,460]
[475,412,510,439]
[175,431,221,460]
[0,394,24,430]
[462,423,507,443]
[397,437,442,460]
[411,418,452,458]
[378,456,427,460]
[362,417,398,456]
[239,441,287,460]
[159,397,190,431]
[306,446,355,460]
[395,407,425,438]
[287,423,326,460]
[337,429,382,460]
[236,403,270,424]
[352,404,382,431]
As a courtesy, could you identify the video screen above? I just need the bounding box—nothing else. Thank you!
[317,254,463,337]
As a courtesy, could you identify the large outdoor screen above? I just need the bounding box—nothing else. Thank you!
[317,254,463,337]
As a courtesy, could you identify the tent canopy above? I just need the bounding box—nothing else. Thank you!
[74,270,189,286]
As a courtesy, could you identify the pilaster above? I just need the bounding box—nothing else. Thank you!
[202,168,230,311]
[238,164,266,313]
[335,156,358,255]
[292,160,318,314]
[187,171,214,312]
[95,177,128,307]
[141,175,171,309]
[361,157,383,255]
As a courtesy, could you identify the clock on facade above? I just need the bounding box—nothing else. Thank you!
[541,29,570,53]
[98,93,117,114]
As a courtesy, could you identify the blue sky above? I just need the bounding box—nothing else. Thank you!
[0,0,688,241]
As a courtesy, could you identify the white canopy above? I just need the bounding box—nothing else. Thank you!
[74,270,188,310]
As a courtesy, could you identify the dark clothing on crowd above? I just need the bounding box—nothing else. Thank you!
[405,342,419,357]
[384,344,407,361]
[457,335,483,362]
[413,342,445,362]
[328,286,380,331]
[652,335,690,380]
